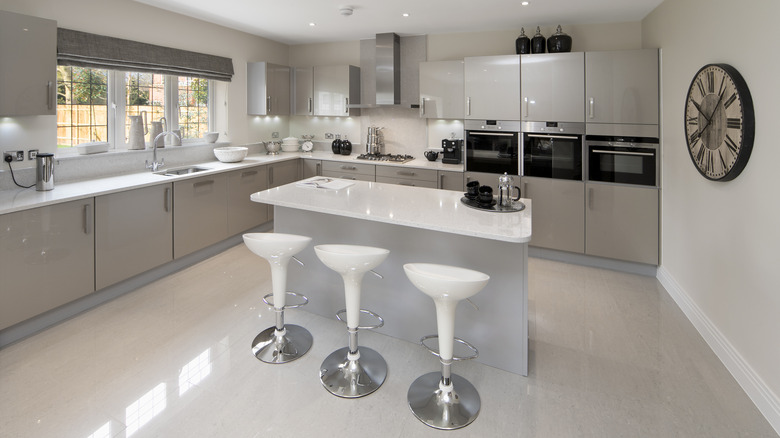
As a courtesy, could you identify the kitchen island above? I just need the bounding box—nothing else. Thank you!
[251,179,531,375]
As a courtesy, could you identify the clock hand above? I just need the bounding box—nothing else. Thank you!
[699,88,728,135]
[691,99,711,124]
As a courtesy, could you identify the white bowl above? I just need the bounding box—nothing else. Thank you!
[281,142,300,152]
[213,146,248,163]
[203,132,219,143]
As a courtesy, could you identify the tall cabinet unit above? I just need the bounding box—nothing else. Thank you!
[293,66,314,116]
[419,60,464,119]
[585,49,659,127]
[0,11,56,116]
[464,55,521,120]
[521,52,584,122]
[247,62,291,116]
[0,199,95,330]
[313,65,361,117]
[95,184,173,290]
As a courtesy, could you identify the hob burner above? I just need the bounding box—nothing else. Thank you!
[356,153,415,163]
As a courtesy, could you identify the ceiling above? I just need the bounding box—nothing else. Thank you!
[133,0,664,45]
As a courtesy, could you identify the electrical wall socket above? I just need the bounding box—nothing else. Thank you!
[28,149,39,160]
[3,151,23,162]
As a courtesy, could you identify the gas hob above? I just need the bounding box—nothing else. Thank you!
[356,153,415,163]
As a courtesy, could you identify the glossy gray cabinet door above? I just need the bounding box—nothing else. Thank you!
[268,160,300,188]
[247,62,290,116]
[228,167,269,235]
[585,49,659,125]
[313,65,360,117]
[585,183,659,265]
[293,66,313,116]
[419,60,464,119]
[464,55,520,120]
[521,52,584,122]
[0,199,95,330]
[0,11,56,116]
[95,184,173,290]
[174,174,229,258]
[522,177,585,253]
[438,170,465,191]
[302,160,322,178]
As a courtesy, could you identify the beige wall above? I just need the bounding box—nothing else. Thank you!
[643,0,780,427]
[0,0,290,165]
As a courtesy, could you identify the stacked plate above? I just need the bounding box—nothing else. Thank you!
[281,137,300,152]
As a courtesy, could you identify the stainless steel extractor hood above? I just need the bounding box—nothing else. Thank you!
[375,32,400,105]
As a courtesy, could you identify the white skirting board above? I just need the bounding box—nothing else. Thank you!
[657,266,780,435]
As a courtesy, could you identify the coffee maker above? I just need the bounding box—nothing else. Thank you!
[441,139,463,164]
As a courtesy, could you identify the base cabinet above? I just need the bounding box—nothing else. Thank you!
[302,159,322,179]
[0,199,95,330]
[585,183,659,265]
[228,167,269,235]
[376,166,437,188]
[95,184,173,290]
[522,177,585,253]
[321,161,375,181]
[174,174,229,258]
[438,170,464,191]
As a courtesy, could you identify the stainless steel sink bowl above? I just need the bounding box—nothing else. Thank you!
[155,166,210,176]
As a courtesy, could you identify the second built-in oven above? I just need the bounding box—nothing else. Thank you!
[521,122,584,180]
[465,120,521,174]
[586,135,659,187]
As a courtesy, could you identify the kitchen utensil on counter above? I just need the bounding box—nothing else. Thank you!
[366,126,384,154]
[170,129,182,146]
[203,132,219,143]
[331,134,342,154]
[265,140,281,155]
[127,111,147,150]
[442,139,462,164]
[149,117,167,148]
[214,146,248,163]
[466,180,480,199]
[35,153,54,191]
[531,26,546,54]
[497,172,522,207]
[424,150,439,161]
[547,25,572,53]
[301,134,315,152]
[515,27,531,54]
[282,137,300,152]
[478,185,494,204]
[340,135,352,155]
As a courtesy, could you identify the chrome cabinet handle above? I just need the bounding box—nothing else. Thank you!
[439,173,444,188]
[164,187,171,212]
[316,162,321,176]
[592,149,654,157]
[83,204,92,235]
[466,97,471,116]
[194,180,215,188]
[420,97,426,116]
[267,96,272,113]
[526,134,580,140]
[470,131,515,137]
[47,81,53,110]
[308,97,312,114]
[397,171,415,176]
[588,97,595,119]
[399,182,415,186]
[523,96,528,118]
[340,165,357,170]
[241,170,258,177]
[345,97,349,113]
[523,182,528,198]
[341,176,356,180]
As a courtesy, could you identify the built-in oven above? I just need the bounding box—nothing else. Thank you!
[586,135,659,187]
[521,122,584,180]
[465,120,521,174]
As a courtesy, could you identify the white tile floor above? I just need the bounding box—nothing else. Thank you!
[0,244,776,437]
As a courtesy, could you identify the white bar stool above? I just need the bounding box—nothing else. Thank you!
[314,244,390,398]
[403,263,490,430]
[243,233,313,364]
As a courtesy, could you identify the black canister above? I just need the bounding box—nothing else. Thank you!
[515,27,531,55]
[547,25,572,53]
[531,26,546,54]
[331,134,342,154]
[340,135,352,155]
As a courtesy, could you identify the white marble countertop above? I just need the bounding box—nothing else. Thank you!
[0,151,464,216]
[251,179,531,243]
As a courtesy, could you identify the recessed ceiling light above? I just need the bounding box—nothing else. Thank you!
[521,1,529,5]
[309,22,316,27]
[402,13,410,17]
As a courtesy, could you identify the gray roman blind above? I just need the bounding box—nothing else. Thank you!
[57,28,234,82]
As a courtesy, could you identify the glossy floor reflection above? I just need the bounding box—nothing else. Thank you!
[0,244,776,437]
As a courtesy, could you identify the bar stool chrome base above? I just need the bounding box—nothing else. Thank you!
[320,346,387,398]
[251,324,313,364]
[407,372,481,430]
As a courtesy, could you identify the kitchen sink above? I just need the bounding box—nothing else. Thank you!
[155,166,211,176]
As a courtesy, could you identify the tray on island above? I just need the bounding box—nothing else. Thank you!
[460,196,526,213]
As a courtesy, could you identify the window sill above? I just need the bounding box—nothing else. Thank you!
[55,141,223,161]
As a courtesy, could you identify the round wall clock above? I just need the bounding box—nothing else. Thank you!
[685,63,755,181]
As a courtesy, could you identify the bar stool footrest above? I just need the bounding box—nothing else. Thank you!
[335,308,384,330]
[420,335,479,361]
[262,291,309,309]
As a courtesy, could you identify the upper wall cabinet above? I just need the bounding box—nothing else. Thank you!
[521,53,584,122]
[293,65,360,117]
[419,60,464,120]
[585,49,659,126]
[247,61,290,116]
[0,11,56,116]
[464,55,521,120]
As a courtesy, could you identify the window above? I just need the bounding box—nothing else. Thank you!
[55,67,213,151]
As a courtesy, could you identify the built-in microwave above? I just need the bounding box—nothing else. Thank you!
[521,122,584,180]
[586,135,659,187]
[465,120,521,175]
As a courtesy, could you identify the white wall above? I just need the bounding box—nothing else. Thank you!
[643,0,780,430]
[0,0,290,167]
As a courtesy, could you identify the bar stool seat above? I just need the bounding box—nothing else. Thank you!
[243,233,313,364]
[315,244,389,398]
[403,263,489,430]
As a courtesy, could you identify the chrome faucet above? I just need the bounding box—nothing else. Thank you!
[145,131,181,172]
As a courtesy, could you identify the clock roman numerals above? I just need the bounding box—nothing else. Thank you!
[696,78,706,97]
[706,70,715,93]
[725,134,739,155]
[727,118,742,129]
[689,129,701,145]
[724,93,737,109]
[687,116,698,125]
